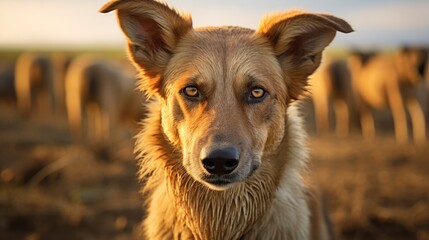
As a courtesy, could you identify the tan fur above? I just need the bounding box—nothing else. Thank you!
[100,0,352,239]
[348,49,426,144]
[64,54,141,144]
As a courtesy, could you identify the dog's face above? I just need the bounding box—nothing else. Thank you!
[100,0,352,190]
[160,29,288,190]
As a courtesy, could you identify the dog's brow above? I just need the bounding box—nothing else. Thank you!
[187,75,199,84]
[246,74,259,84]
[175,74,214,94]
[243,74,266,88]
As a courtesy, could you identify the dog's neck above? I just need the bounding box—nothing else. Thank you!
[166,161,282,239]
[136,99,303,239]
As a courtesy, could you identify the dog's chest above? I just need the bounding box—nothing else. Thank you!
[166,172,277,240]
[168,169,310,240]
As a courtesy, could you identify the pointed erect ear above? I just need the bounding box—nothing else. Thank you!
[257,11,353,100]
[100,0,193,96]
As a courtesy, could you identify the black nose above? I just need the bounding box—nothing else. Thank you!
[201,147,240,176]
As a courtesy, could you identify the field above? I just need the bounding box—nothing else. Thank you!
[0,100,428,240]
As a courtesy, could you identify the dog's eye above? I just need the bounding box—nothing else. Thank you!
[247,87,267,103]
[181,86,199,98]
[251,88,265,99]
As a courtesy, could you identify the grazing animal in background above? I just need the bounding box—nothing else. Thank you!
[309,57,356,137]
[14,52,70,116]
[14,52,55,115]
[64,55,141,144]
[101,0,352,239]
[348,48,426,144]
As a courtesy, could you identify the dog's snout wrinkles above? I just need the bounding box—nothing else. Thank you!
[202,147,240,175]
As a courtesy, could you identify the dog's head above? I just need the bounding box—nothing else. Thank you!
[101,0,352,191]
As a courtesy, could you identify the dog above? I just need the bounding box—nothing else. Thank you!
[64,54,141,144]
[348,48,426,144]
[100,0,352,239]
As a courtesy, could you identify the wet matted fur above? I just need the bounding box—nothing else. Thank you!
[100,1,352,239]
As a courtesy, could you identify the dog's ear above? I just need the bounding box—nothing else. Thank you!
[100,0,192,96]
[257,11,352,100]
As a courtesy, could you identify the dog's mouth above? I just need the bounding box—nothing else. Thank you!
[199,164,259,190]
[200,176,235,190]
[205,178,233,186]
[202,175,234,185]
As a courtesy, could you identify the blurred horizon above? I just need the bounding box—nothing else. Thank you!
[1,0,429,50]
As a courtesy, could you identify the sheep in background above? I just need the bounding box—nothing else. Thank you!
[348,48,426,144]
[65,55,142,145]
[14,52,71,116]
[14,52,55,115]
[309,57,356,137]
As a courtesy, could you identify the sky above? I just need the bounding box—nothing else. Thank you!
[0,0,428,49]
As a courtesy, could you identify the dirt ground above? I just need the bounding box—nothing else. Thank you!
[0,102,428,240]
